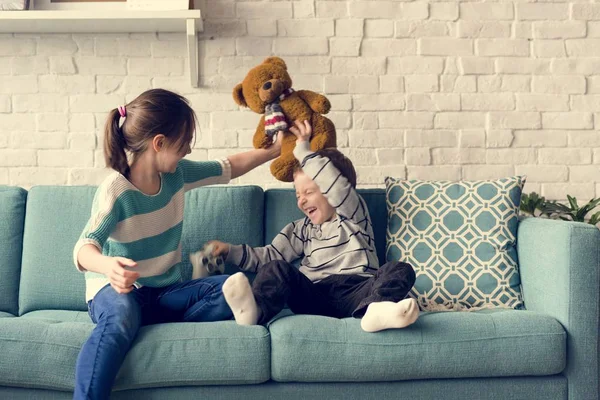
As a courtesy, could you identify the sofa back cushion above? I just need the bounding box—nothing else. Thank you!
[0,187,27,315]
[264,189,388,264]
[19,185,264,314]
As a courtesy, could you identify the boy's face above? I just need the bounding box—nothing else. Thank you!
[294,170,335,225]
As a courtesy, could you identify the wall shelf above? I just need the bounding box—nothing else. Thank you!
[0,10,203,87]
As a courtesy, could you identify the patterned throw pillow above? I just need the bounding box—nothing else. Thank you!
[385,176,525,311]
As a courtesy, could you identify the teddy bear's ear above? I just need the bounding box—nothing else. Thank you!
[232,83,247,107]
[263,57,287,70]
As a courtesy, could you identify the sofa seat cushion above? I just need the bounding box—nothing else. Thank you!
[0,314,270,391]
[0,312,14,318]
[269,309,565,382]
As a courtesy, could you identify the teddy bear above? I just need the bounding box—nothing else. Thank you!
[232,57,337,182]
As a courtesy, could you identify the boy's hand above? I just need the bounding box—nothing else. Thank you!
[106,257,139,294]
[289,120,312,142]
[207,240,231,257]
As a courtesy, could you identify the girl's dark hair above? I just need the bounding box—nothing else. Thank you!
[104,88,197,178]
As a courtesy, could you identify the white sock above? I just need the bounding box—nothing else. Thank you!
[222,272,260,326]
[360,298,419,333]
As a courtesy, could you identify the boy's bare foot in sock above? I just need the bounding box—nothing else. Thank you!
[360,298,419,333]
[223,272,260,326]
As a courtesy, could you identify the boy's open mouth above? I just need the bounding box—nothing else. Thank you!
[305,207,317,216]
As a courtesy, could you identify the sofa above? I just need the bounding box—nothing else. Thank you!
[0,184,598,400]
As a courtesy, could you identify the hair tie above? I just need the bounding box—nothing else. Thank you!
[118,105,127,118]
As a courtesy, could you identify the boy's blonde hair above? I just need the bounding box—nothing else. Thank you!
[295,148,357,188]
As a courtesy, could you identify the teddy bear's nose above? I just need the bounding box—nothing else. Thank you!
[263,81,272,90]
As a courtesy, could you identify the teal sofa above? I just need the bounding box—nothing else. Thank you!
[0,185,598,400]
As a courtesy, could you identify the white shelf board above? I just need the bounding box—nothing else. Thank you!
[0,9,203,87]
[0,10,202,33]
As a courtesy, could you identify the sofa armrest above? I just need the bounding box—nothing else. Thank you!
[517,217,600,400]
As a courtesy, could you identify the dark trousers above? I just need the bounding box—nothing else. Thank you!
[251,260,416,325]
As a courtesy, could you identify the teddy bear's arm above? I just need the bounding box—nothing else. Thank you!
[253,115,273,149]
[296,90,331,115]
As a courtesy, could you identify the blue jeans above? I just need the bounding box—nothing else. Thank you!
[73,276,232,400]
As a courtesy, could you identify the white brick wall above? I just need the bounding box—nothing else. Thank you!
[0,0,599,202]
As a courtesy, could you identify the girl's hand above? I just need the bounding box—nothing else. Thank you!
[208,240,231,257]
[289,120,312,143]
[267,130,284,160]
[107,257,139,294]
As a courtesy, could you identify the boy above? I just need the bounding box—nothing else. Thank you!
[209,120,419,332]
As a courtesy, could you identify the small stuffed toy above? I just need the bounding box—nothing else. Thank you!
[233,57,337,182]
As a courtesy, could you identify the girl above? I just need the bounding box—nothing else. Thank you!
[72,88,281,400]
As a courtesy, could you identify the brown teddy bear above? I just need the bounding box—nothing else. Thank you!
[233,57,336,182]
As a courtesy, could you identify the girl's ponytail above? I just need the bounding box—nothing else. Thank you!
[103,108,130,178]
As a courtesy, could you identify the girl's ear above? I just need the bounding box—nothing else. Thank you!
[152,134,166,152]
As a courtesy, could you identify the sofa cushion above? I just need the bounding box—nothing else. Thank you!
[265,189,388,264]
[385,176,525,310]
[0,315,270,391]
[19,185,265,314]
[269,310,565,382]
[0,186,27,315]
[0,312,14,318]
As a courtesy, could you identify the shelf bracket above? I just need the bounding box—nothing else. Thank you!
[186,18,198,88]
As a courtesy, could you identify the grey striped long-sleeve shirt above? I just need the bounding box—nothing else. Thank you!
[226,141,379,282]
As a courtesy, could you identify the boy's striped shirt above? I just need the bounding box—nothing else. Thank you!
[73,159,231,302]
[227,142,378,282]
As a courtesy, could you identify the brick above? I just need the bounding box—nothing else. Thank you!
[430,3,458,21]
[487,130,514,148]
[208,130,238,148]
[460,3,513,20]
[396,21,450,38]
[36,113,68,132]
[542,184,594,202]
[0,76,38,94]
[97,76,150,95]
[489,112,541,129]
[49,57,76,74]
[406,148,431,165]
[336,19,364,37]
[349,129,403,148]
[76,57,127,75]
[287,57,331,73]
[204,1,235,18]
[362,39,416,57]
[432,148,486,164]
[516,94,569,111]
[515,165,568,183]
[405,130,458,147]
[10,132,66,149]
[419,38,473,56]
[11,57,49,75]
[332,58,385,75]
[0,114,35,131]
[187,94,238,112]
[377,148,405,165]
[347,76,377,94]
[10,168,68,186]
[329,112,352,129]
[353,113,378,129]
[462,165,515,180]
[572,4,600,20]
[477,39,529,57]
[532,76,585,94]
[330,38,361,57]
[533,22,586,39]
[72,34,95,56]
[459,57,494,75]
[487,149,536,164]
[571,95,600,112]
[496,58,551,74]
[406,94,460,111]
[39,76,95,94]
[357,166,406,184]
[478,75,531,93]
[552,58,600,75]
[247,20,276,37]
[379,76,405,93]
[324,76,349,93]
[0,150,36,166]
[354,94,405,111]
[405,75,439,93]
[69,168,112,185]
[70,95,124,113]
[235,38,272,56]
[339,148,377,165]
[569,131,600,147]
[150,40,186,58]
[69,133,96,150]
[365,20,393,37]
[328,94,352,111]
[14,94,68,113]
[407,166,461,181]
[38,150,93,167]
[516,4,568,21]
[316,2,348,18]
[542,113,593,129]
[211,111,257,130]
[0,95,9,113]
[200,39,236,57]
[435,112,486,129]
[588,77,600,93]
[273,38,328,55]
[0,168,7,184]
[539,148,591,164]
[278,19,334,37]
[460,130,486,148]
[457,21,511,38]
[388,56,444,74]
[294,1,315,18]
[441,76,477,93]
[461,94,515,111]
[512,130,568,147]
[513,22,533,39]
[97,38,151,57]
[128,58,184,76]
[236,2,292,19]
[588,22,600,37]
[570,166,600,183]
[348,1,400,19]
[380,112,434,129]
[534,40,566,58]
[566,40,600,57]
[0,38,35,56]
